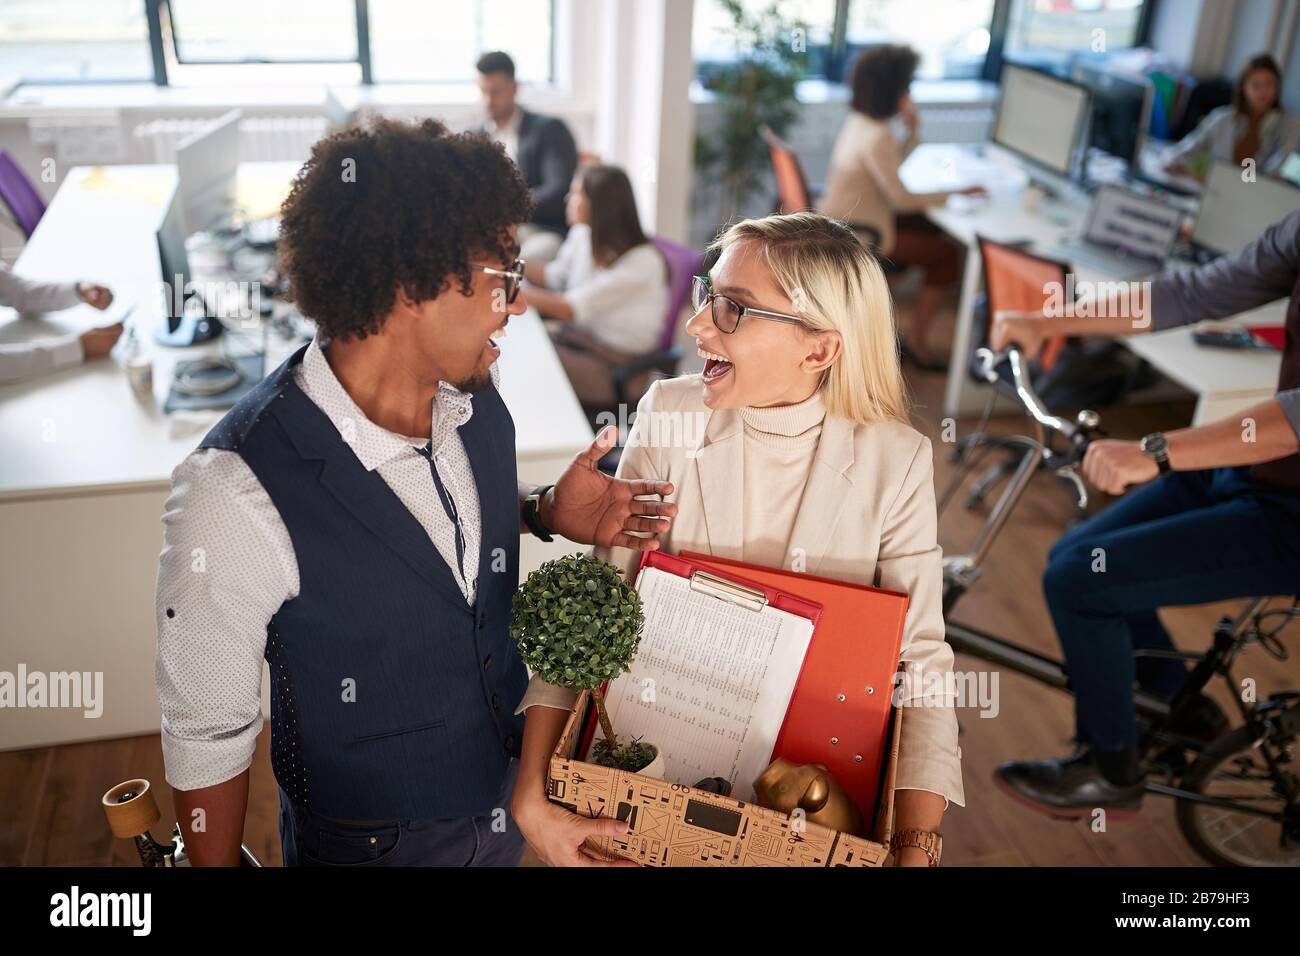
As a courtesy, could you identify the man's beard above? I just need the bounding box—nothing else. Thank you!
[452,368,493,394]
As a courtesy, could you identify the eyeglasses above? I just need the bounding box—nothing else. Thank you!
[472,258,526,304]
[691,275,805,334]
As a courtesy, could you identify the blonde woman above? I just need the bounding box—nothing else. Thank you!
[510,212,963,867]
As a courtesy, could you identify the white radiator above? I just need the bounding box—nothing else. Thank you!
[132,115,329,164]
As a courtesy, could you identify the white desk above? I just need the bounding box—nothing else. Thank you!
[0,164,593,750]
[904,144,1284,425]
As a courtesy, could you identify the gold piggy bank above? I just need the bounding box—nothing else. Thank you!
[753,758,865,836]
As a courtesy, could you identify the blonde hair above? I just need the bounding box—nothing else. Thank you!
[709,211,908,426]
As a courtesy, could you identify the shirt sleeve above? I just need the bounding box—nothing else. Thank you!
[0,333,83,384]
[864,127,950,214]
[875,434,965,809]
[1277,388,1300,443]
[1164,106,1227,172]
[0,265,83,313]
[1149,209,1300,331]
[155,448,299,791]
[566,246,663,329]
[543,233,575,291]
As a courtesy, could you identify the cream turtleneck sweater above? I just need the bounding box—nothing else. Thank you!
[737,388,827,566]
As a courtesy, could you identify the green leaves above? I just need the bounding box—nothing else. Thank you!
[509,553,645,693]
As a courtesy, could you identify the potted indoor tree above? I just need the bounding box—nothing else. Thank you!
[510,553,664,777]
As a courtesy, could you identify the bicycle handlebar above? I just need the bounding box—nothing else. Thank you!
[972,346,1101,468]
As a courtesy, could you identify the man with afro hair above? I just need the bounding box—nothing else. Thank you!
[154,117,676,866]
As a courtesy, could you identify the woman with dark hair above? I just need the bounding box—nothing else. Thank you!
[1165,53,1299,181]
[525,163,668,407]
[817,44,984,371]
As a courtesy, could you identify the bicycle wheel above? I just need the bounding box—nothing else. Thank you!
[1175,725,1300,867]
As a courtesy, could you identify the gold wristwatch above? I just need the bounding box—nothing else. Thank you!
[890,828,942,867]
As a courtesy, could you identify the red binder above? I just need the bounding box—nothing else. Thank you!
[674,551,909,816]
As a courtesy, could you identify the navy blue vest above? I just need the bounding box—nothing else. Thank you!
[200,345,527,820]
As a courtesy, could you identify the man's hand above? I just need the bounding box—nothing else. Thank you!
[76,282,114,310]
[79,322,124,360]
[545,425,677,549]
[513,794,640,867]
[989,309,1049,355]
[1082,439,1158,495]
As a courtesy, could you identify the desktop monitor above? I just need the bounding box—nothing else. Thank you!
[175,108,242,234]
[992,63,1091,179]
[1193,161,1300,256]
[1075,65,1152,170]
[154,180,221,346]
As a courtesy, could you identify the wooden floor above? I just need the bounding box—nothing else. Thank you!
[4,308,1296,867]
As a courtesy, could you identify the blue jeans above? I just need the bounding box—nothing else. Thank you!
[1043,467,1300,752]
[278,758,525,866]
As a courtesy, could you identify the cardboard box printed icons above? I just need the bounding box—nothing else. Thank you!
[548,690,901,867]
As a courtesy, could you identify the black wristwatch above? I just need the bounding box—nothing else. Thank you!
[1139,432,1172,474]
[522,484,555,541]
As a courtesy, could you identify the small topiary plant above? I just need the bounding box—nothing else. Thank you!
[510,553,652,770]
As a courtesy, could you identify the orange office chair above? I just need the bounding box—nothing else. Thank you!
[977,235,1071,373]
[759,125,815,214]
[949,236,1085,518]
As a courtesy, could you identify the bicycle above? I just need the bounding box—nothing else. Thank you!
[938,345,1300,867]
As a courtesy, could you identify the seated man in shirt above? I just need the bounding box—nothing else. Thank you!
[476,49,578,265]
[523,164,668,409]
[155,117,677,867]
[988,210,1300,815]
[0,264,118,384]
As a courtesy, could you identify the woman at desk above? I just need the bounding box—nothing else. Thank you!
[1164,53,1299,181]
[523,163,667,408]
[817,44,983,371]
[0,264,118,384]
[512,212,963,867]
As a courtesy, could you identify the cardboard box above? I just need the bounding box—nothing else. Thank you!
[547,690,901,867]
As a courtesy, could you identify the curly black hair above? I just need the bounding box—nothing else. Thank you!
[850,44,919,120]
[277,116,533,341]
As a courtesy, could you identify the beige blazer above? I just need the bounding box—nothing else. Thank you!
[816,112,951,256]
[519,374,965,808]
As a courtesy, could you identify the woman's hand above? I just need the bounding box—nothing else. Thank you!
[512,792,640,867]
[76,282,113,310]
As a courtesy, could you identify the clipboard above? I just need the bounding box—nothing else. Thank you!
[576,549,824,781]
[678,551,909,817]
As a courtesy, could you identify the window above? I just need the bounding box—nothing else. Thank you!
[693,0,837,79]
[166,0,358,64]
[845,0,995,80]
[368,0,554,83]
[1003,0,1148,62]
[692,0,997,86]
[0,0,153,83]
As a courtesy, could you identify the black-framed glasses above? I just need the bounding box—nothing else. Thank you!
[472,258,526,304]
[691,275,805,334]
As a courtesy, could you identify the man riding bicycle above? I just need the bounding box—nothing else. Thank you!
[989,209,1300,816]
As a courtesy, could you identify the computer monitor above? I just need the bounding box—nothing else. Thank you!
[154,180,221,346]
[1193,161,1300,256]
[175,108,242,234]
[1075,65,1152,170]
[993,63,1091,179]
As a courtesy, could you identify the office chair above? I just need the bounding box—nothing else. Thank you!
[759,124,817,214]
[0,150,48,239]
[607,236,700,410]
